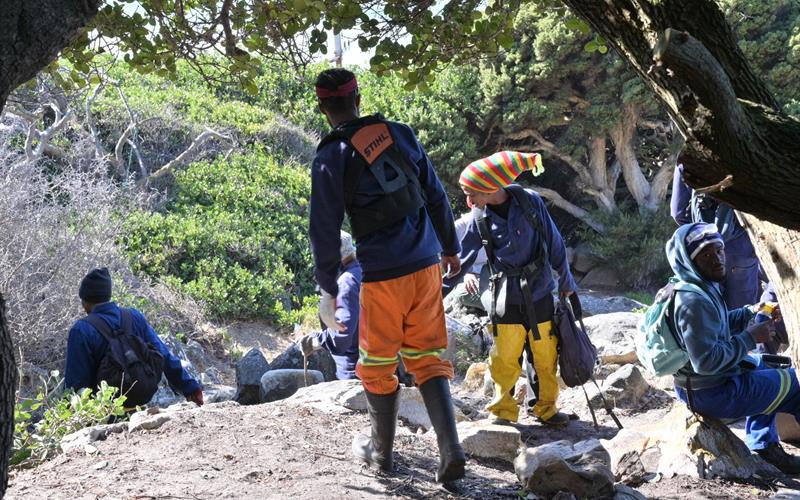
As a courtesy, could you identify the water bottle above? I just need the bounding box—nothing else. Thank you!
[755,302,778,325]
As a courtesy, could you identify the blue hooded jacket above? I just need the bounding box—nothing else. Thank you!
[666,223,756,389]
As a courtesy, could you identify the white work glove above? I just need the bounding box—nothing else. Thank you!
[319,290,338,331]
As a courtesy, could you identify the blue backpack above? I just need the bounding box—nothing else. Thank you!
[636,278,704,376]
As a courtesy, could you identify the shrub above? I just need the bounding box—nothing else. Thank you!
[580,206,675,291]
[122,147,314,324]
[12,373,127,469]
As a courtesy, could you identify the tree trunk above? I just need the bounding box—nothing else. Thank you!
[561,0,800,361]
[587,136,616,213]
[0,293,17,497]
[0,0,98,114]
[0,1,99,492]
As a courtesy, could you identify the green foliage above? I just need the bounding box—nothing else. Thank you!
[12,374,127,469]
[581,206,675,291]
[122,147,314,324]
[624,291,655,307]
[720,0,800,118]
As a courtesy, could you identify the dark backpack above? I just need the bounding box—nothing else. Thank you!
[554,295,622,429]
[554,295,595,387]
[85,309,164,407]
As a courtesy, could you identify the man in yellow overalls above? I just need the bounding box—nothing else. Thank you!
[449,152,578,425]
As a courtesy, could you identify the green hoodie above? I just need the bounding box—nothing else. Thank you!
[666,223,756,389]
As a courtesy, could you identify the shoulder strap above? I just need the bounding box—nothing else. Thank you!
[84,308,133,343]
[505,184,545,234]
[475,216,496,274]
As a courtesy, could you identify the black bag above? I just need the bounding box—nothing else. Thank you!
[85,309,164,407]
[554,295,595,387]
[554,295,623,429]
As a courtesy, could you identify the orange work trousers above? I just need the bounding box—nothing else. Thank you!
[355,263,454,394]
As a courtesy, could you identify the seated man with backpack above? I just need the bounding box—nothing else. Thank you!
[65,268,203,408]
[447,151,578,426]
[661,223,800,473]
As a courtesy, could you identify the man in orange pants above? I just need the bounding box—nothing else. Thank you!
[309,68,466,484]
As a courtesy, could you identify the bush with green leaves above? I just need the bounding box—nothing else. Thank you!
[122,147,314,324]
[12,374,127,469]
[581,206,675,291]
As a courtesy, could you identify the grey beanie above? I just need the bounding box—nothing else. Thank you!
[79,268,112,303]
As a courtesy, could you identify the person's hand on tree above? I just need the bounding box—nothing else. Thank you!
[186,389,204,406]
[464,273,480,295]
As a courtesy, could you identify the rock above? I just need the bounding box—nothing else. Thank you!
[572,242,600,274]
[260,369,324,403]
[600,405,782,481]
[201,366,223,385]
[515,439,615,499]
[514,377,527,405]
[184,339,210,369]
[149,385,183,408]
[579,267,621,289]
[483,366,495,397]
[463,362,489,392]
[578,294,646,317]
[203,384,237,403]
[60,422,127,453]
[160,333,200,380]
[235,348,271,405]
[236,348,270,386]
[270,344,337,382]
[614,484,647,500]
[583,312,641,365]
[129,407,173,432]
[590,365,650,409]
[442,315,490,375]
[458,420,521,462]
[397,386,434,429]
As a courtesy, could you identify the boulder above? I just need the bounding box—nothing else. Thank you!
[149,384,183,408]
[583,312,641,365]
[442,315,490,375]
[578,294,646,317]
[201,366,223,385]
[458,420,521,462]
[235,348,271,405]
[203,384,237,403]
[463,362,489,392]
[270,344,337,382]
[572,243,601,274]
[160,333,200,380]
[589,365,650,409]
[260,369,324,403]
[580,267,621,289]
[601,405,782,481]
[515,439,615,499]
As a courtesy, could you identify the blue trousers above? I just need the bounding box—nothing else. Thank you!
[676,355,800,451]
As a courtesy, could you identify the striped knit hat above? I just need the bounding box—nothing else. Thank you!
[459,151,543,193]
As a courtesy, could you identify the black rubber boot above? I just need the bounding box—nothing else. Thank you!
[757,442,800,475]
[352,389,400,472]
[419,377,467,483]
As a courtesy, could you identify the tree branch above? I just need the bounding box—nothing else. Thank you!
[85,83,106,159]
[530,184,605,233]
[144,127,233,185]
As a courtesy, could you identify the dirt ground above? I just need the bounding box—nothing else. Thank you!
[8,321,800,499]
[9,382,800,500]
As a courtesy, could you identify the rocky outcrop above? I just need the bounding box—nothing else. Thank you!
[515,439,615,499]
[602,405,782,482]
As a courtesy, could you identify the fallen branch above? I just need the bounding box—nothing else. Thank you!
[143,127,234,184]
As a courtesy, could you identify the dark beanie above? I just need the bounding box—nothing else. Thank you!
[79,268,112,303]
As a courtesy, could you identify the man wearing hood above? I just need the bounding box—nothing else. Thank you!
[666,223,800,474]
